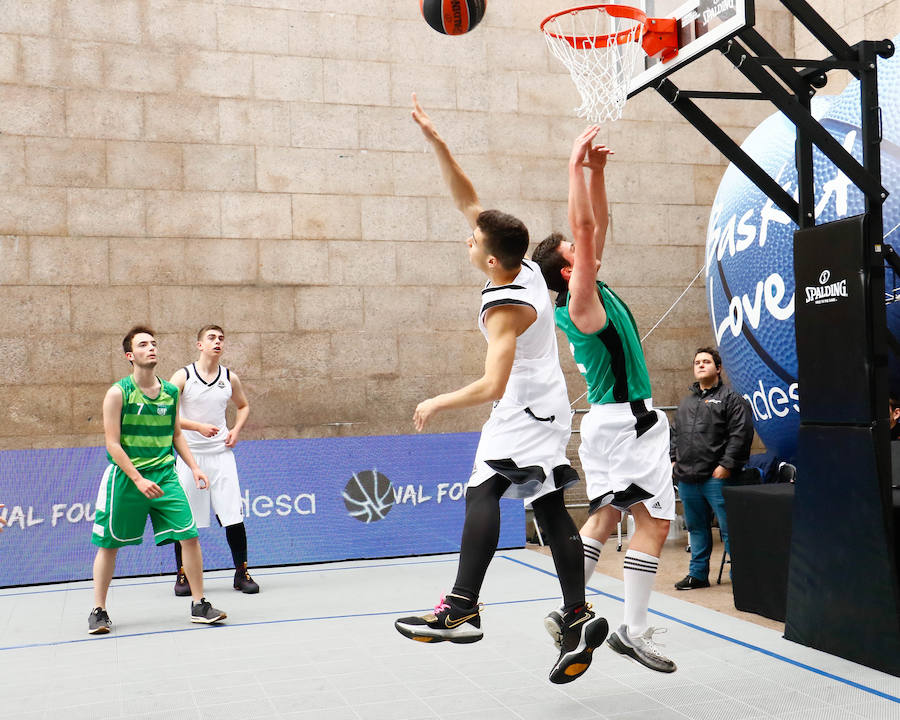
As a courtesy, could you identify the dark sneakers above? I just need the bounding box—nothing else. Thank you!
[174,567,191,597]
[394,593,484,644]
[674,575,710,590]
[607,624,677,673]
[88,607,111,635]
[234,563,260,594]
[190,598,227,624]
[548,604,609,684]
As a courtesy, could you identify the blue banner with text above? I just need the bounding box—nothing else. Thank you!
[0,433,525,588]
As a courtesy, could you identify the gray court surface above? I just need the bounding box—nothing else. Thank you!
[1,548,898,720]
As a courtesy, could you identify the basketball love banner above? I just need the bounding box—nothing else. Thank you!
[0,433,525,588]
[705,35,900,460]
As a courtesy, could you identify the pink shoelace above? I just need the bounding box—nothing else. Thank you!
[433,595,450,614]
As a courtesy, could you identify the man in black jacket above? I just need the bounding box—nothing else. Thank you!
[671,347,754,590]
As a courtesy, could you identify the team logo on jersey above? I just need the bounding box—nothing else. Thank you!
[157,406,166,415]
[217,381,225,388]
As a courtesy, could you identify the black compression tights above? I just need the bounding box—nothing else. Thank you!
[452,478,584,612]
[531,490,585,612]
[451,475,511,604]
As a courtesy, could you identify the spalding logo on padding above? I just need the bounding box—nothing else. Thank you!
[706,33,900,460]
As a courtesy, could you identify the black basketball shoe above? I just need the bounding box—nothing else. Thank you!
[234,563,260,594]
[548,604,609,684]
[394,593,483,644]
[174,567,191,597]
[190,598,227,624]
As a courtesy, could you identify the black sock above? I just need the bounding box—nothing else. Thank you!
[225,522,248,569]
[451,475,511,603]
[174,541,183,572]
[532,489,585,613]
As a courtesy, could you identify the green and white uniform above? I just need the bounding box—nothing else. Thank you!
[556,282,674,519]
[91,376,198,548]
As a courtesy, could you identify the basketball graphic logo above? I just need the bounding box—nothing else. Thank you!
[706,34,900,459]
[342,470,395,523]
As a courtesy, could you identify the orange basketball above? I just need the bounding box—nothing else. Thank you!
[420,0,486,35]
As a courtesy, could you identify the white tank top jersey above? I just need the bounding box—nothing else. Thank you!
[180,363,232,452]
[478,258,569,416]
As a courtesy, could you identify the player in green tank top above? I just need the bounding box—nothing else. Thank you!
[88,326,227,635]
[532,128,677,673]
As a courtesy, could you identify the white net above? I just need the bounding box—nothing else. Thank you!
[542,5,647,123]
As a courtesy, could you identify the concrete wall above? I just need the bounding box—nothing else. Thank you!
[0,0,891,451]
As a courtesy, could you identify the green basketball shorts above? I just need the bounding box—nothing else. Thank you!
[91,464,199,549]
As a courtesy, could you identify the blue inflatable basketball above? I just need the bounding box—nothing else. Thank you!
[706,34,900,460]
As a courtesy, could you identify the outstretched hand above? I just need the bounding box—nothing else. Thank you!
[583,142,614,172]
[411,92,439,142]
[570,125,601,167]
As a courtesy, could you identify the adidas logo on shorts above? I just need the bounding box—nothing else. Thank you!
[651,501,662,509]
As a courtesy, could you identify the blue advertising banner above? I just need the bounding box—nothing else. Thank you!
[0,433,525,588]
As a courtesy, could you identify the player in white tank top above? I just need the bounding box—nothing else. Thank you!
[394,96,608,686]
[169,325,259,595]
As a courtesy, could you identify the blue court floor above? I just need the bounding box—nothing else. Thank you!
[0,548,897,719]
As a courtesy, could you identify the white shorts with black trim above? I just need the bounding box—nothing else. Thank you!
[468,401,576,504]
[176,449,245,528]
[579,399,675,520]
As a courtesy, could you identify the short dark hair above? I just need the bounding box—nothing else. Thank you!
[123,325,155,355]
[694,346,722,369]
[532,232,569,294]
[477,209,529,271]
[197,324,224,341]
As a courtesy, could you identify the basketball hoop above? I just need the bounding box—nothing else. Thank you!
[541,4,650,123]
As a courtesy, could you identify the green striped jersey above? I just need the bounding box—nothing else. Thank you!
[555,282,652,405]
[109,375,178,470]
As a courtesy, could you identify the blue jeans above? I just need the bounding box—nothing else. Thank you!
[679,477,729,581]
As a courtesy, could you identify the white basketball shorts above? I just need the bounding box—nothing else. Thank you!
[175,449,244,528]
[469,400,575,504]
[579,399,675,520]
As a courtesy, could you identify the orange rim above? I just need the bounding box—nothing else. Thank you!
[540,4,648,50]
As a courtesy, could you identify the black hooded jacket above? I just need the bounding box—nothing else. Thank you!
[670,381,754,484]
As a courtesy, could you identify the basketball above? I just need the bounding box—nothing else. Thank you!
[420,0,486,35]
[706,34,900,460]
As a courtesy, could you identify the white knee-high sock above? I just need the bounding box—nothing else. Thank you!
[582,535,604,585]
[623,549,659,637]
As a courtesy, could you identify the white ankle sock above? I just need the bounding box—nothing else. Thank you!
[623,549,659,637]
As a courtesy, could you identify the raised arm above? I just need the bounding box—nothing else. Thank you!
[586,143,613,264]
[567,126,608,334]
[412,92,483,229]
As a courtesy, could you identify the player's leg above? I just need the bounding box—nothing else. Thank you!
[579,504,620,583]
[89,547,117,634]
[676,479,714,587]
[394,474,510,644]
[607,501,676,673]
[533,488,610,684]
[173,541,189,596]
[89,464,148,634]
[173,455,210,596]
[602,408,677,672]
[208,450,258,593]
[149,467,226,624]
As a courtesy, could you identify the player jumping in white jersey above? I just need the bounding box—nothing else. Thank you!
[169,325,258,595]
[393,95,608,685]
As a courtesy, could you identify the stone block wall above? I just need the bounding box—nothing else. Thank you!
[0,0,892,452]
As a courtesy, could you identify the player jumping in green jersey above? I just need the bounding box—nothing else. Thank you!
[533,128,676,673]
[89,326,226,635]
